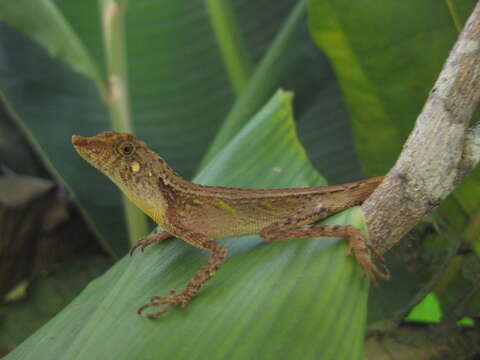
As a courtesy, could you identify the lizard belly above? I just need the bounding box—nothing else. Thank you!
[176,199,297,239]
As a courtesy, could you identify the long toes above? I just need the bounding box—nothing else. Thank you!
[138,302,153,315]
[138,302,174,319]
[366,244,385,264]
[130,239,150,256]
[150,295,165,302]
[149,295,184,306]
[371,249,386,264]
[351,245,390,282]
[375,263,391,280]
[138,296,184,318]
[146,305,174,319]
[363,261,390,282]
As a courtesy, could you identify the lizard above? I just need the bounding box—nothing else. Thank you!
[72,131,388,319]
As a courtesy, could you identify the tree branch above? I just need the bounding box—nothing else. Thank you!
[363,1,480,251]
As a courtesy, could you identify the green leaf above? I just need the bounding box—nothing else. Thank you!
[201,0,362,181]
[308,0,478,175]
[6,91,370,360]
[0,23,117,253]
[0,0,102,87]
[202,0,308,162]
[406,293,442,323]
[205,0,253,94]
[0,257,112,356]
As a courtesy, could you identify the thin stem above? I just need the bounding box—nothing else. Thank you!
[100,0,132,131]
[100,0,148,244]
[445,0,463,32]
[206,0,252,95]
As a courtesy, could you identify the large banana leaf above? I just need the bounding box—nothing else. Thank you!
[5,91,370,360]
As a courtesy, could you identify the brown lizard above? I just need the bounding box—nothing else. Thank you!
[72,131,388,319]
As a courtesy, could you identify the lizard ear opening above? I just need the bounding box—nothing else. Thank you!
[118,141,136,156]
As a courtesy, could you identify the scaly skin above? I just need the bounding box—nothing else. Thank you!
[72,131,388,319]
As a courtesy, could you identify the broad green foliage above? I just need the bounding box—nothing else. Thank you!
[0,0,102,85]
[1,0,478,358]
[5,91,369,360]
[0,258,112,356]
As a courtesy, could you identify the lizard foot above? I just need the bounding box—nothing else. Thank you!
[129,231,172,256]
[347,238,390,282]
[137,291,191,319]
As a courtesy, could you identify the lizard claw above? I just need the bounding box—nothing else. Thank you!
[129,243,140,256]
[129,231,172,256]
[368,244,386,264]
[129,237,157,256]
[138,291,191,319]
[365,244,390,280]
[347,240,390,282]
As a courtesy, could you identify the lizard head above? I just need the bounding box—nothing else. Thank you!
[72,131,165,197]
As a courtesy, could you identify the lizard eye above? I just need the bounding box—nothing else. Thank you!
[118,141,135,156]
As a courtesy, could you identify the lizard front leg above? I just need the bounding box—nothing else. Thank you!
[260,202,389,280]
[129,229,173,255]
[138,233,227,319]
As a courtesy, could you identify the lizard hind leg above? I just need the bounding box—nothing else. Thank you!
[259,202,390,281]
[138,234,228,319]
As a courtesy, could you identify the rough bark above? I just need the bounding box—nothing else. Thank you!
[363,1,480,251]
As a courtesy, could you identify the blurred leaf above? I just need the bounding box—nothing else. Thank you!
[0,176,53,207]
[435,253,480,320]
[0,0,102,86]
[5,91,370,360]
[0,101,49,177]
[203,0,308,160]
[0,257,112,357]
[0,23,117,254]
[308,0,478,175]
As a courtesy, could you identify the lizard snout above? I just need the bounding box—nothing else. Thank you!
[71,135,88,147]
